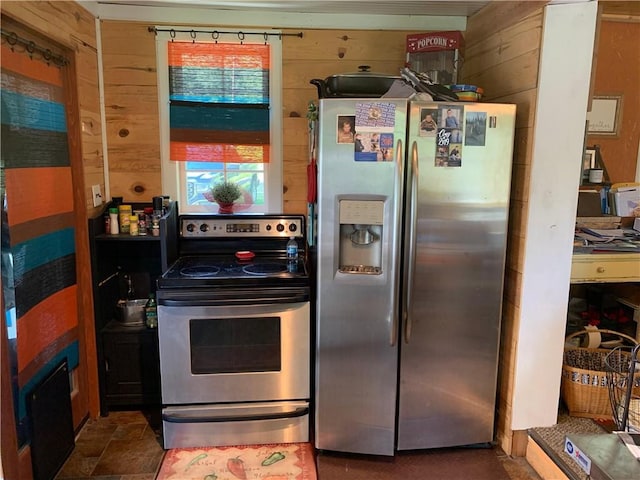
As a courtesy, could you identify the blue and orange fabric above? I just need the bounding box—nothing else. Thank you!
[0,43,79,433]
[168,41,270,163]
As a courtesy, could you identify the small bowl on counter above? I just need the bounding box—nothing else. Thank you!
[235,250,256,261]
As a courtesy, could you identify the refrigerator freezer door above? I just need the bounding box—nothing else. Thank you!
[397,102,516,450]
[315,98,407,456]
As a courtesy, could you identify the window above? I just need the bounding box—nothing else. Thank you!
[155,28,283,213]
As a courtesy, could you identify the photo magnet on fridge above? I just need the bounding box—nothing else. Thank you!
[465,111,487,146]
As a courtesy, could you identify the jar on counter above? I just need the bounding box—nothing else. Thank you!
[138,212,147,236]
[104,212,111,234]
[152,196,163,218]
[151,214,160,237]
[118,204,132,234]
[129,214,139,236]
[109,208,119,235]
[143,207,154,229]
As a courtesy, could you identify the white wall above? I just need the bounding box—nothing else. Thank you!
[510,0,598,430]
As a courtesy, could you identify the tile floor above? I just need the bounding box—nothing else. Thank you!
[55,409,164,479]
[54,408,541,479]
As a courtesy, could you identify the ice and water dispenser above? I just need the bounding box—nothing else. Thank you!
[338,199,384,274]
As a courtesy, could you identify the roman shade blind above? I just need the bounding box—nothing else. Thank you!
[168,41,271,163]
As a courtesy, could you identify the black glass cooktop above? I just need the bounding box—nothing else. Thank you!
[158,255,308,289]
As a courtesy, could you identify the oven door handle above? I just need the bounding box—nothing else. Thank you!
[160,297,308,307]
[162,406,309,424]
[158,288,309,306]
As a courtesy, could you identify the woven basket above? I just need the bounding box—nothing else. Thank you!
[561,329,637,419]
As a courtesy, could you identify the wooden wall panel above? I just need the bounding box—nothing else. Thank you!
[100,21,162,202]
[463,12,542,79]
[1,1,95,48]
[283,29,408,61]
[463,2,546,457]
[586,19,639,183]
[464,1,547,42]
[100,23,423,212]
[466,49,539,100]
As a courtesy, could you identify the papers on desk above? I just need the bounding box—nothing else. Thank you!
[575,226,640,251]
[581,228,626,238]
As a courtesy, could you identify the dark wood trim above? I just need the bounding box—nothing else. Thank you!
[63,45,100,423]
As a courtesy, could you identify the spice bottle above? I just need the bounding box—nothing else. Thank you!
[145,293,158,328]
[152,196,163,217]
[109,208,119,235]
[129,214,139,236]
[151,214,160,237]
[138,212,147,236]
[104,212,111,234]
[118,204,132,234]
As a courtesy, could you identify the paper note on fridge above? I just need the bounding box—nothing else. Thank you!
[613,188,640,217]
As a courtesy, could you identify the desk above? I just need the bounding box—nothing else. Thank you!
[571,251,640,341]
[571,252,640,284]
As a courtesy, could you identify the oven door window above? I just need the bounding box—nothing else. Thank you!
[190,317,281,374]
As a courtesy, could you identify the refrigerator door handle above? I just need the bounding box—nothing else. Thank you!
[391,137,404,347]
[403,141,419,344]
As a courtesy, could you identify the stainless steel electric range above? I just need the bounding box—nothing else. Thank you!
[156,214,310,449]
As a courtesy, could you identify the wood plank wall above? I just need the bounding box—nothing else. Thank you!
[100,21,161,203]
[100,21,418,213]
[586,18,640,183]
[463,1,547,456]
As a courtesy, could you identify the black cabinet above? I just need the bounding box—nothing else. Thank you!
[102,322,160,406]
[88,202,178,414]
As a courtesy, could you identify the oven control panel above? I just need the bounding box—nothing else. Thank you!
[180,215,305,238]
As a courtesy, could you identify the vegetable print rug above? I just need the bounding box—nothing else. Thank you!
[156,442,317,480]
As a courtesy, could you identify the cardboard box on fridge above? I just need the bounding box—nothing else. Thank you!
[405,31,464,84]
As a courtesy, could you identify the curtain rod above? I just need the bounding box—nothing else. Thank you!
[148,27,303,40]
[0,29,68,66]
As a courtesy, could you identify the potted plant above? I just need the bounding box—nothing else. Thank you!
[208,181,241,214]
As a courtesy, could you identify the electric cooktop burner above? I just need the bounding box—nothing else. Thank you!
[159,255,308,290]
[242,263,288,275]
[180,266,221,277]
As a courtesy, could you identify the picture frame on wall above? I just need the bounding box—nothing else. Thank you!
[582,148,596,184]
[587,95,622,136]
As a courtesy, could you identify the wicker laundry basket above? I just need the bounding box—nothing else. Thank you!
[561,328,638,419]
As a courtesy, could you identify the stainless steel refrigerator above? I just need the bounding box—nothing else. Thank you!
[314,98,516,456]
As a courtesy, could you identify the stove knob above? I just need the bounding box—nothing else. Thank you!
[289,223,297,233]
[186,223,196,233]
[200,223,209,232]
[276,223,285,232]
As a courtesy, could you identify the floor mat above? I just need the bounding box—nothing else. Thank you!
[157,442,317,480]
